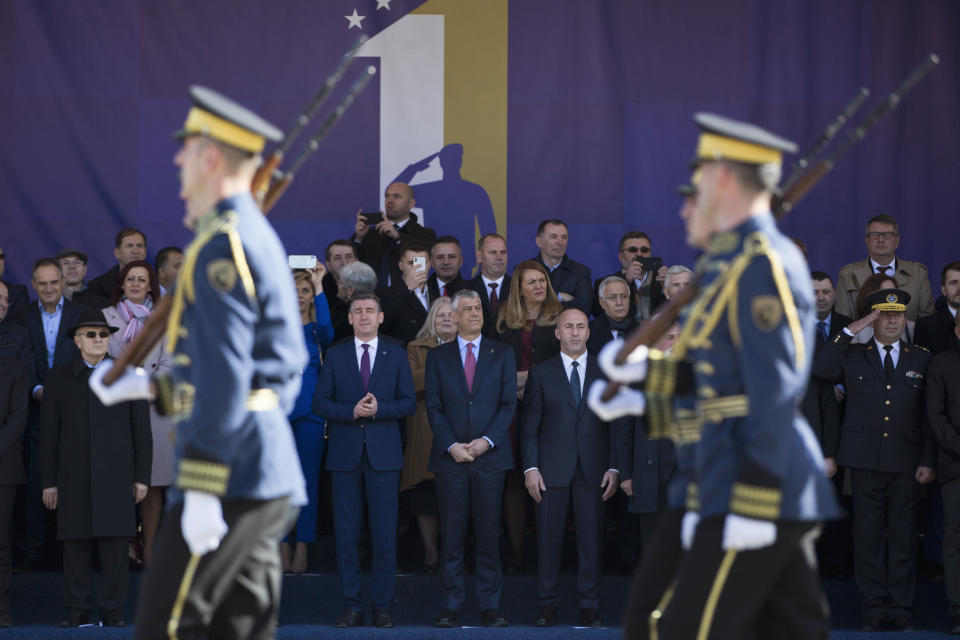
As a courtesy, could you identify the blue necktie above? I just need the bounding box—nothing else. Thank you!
[817,321,828,341]
[570,360,581,413]
[360,344,371,391]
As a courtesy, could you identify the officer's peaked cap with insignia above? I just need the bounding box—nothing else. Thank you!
[174,86,282,154]
[67,308,120,338]
[692,112,797,168]
[867,288,911,313]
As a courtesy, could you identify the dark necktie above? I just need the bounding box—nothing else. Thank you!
[360,343,371,391]
[883,344,894,382]
[488,282,499,317]
[817,320,828,341]
[570,360,582,413]
[877,264,892,275]
[464,343,476,392]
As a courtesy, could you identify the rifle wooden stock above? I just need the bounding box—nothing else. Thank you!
[101,295,173,386]
[251,152,284,204]
[262,173,293,214]
[600,282,700,402]
[772,160,830,217]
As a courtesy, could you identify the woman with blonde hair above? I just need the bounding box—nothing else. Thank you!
[495,260,563,574]
[401,297,458,574]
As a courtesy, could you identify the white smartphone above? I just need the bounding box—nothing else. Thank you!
[413,256,427,273]
[288,255,317,269]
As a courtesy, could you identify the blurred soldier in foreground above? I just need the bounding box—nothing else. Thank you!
[92,86,307,640]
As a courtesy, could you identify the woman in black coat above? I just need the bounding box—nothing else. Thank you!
[38,310,151,627]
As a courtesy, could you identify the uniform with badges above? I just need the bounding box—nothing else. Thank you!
[616,114,841,640]
[123,87,308,640]
[813,288,934,629]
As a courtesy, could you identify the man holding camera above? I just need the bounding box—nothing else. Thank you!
[591,231,666,322]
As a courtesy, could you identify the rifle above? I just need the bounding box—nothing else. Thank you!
[601,53,940,401]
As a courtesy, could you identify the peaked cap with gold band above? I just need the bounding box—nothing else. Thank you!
[692,112,797,168]
[867,288,911,313]
[174,86,282,154]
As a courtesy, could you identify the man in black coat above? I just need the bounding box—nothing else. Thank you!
[915,261,960,355]
[520,309,619,627]
[587,276,637,355]
[813,288,935,631]
[39,308,151,627]
[352,182,437,289]
[531,219,592,315]
[0,245,28,317]
[425,289,517,628]
[466,234,510,339]
[0,282,33,376]
[381,244,434,346]
[85,228,148,303]
[926,311,960,633]
[591,232,666,321]
[0,357,27,627]
[426,236,469,300]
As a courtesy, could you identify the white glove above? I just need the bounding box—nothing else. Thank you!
[722,513,777,551]
[181,490,228,556]
[598,339,648,384]
[681,511,699,550]
[587,380,646,421]
[89,360,152,405]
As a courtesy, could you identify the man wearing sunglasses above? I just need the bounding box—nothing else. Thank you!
[591,231,666,322]
[835,214,935,322]
[39,308,151,627]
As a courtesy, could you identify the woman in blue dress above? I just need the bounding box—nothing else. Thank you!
[281,265,334,573]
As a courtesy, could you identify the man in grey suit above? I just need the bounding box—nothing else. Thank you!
[520,308,619,628]
[425,289,517,628]
[835,214,934,321]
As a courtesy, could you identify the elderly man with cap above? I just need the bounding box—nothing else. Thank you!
[814,288,935,631]
[91,86,307,639]
[39,308,151,627]
[590,113,841,639]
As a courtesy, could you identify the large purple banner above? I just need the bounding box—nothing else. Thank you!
[2,0,958,295]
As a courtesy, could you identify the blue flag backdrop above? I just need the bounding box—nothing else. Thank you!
[2,0,958,294]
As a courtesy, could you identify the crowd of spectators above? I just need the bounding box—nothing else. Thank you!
[0,185,958,631]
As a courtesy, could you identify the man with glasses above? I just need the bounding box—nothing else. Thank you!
[56,250,108,309]
[591,231,665,322]
[835,214,934,321]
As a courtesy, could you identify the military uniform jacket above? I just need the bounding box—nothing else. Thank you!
[157,192,308,506]
[646,213,840,522]
[813,332,934,474]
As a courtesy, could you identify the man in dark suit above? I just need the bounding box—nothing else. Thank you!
[467,234,510,339]
[11,258,87,569]
[0,353,27,627]
[40,308,151,627]
[353,182,437,289]
[427,236,469,300]
[812,270,852,346]
[532,219,592,315]
[85,228,147,302]
[0,282,33,376]
[313,292,416,628]
[425,289,517,628]
[915,261,960,355]
[591,232,666,321]
[56,249,108,309]
[926,312,960,633]
[587,276,637,355]
[381,244,433,345]
[0,245,29,317]
[520,309,619,627]
[814,288,936,631]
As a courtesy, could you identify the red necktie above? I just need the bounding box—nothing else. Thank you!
[464,343,476,392]
[489,282,499,317]
[878,265,891,275]
[441,284,447,297]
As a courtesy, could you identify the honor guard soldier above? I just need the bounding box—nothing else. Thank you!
[91,86,308,640]
[591,113,841,639]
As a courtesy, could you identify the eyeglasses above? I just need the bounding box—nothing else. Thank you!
[865,232,898,240]
[60,259,85,267]
[80,330,111,339]
[623,246,651,254]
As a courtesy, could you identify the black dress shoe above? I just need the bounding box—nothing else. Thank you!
[579,608,604,628]
[860,619,883,632]
[950,614,960,635]
[422,562,438,576]
[890,615,913,631]
[59,608,89,627]
[373,609,395,628]
[504,558,524,575]
[0,611,11,628]
[100,609,125,627]
[534,605,558,627]
[480,609,509,627]
[434,609,459,628]
[336,609,364,628]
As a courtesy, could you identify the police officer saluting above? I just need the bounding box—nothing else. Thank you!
[91,87,308,639]
[591,113,841,639]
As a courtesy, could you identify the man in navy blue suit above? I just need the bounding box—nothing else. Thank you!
[425,289,517,628]
[314,291,416,628]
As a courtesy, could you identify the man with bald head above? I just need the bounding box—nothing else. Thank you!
[520,308,619,627]
[353,182,437,289]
